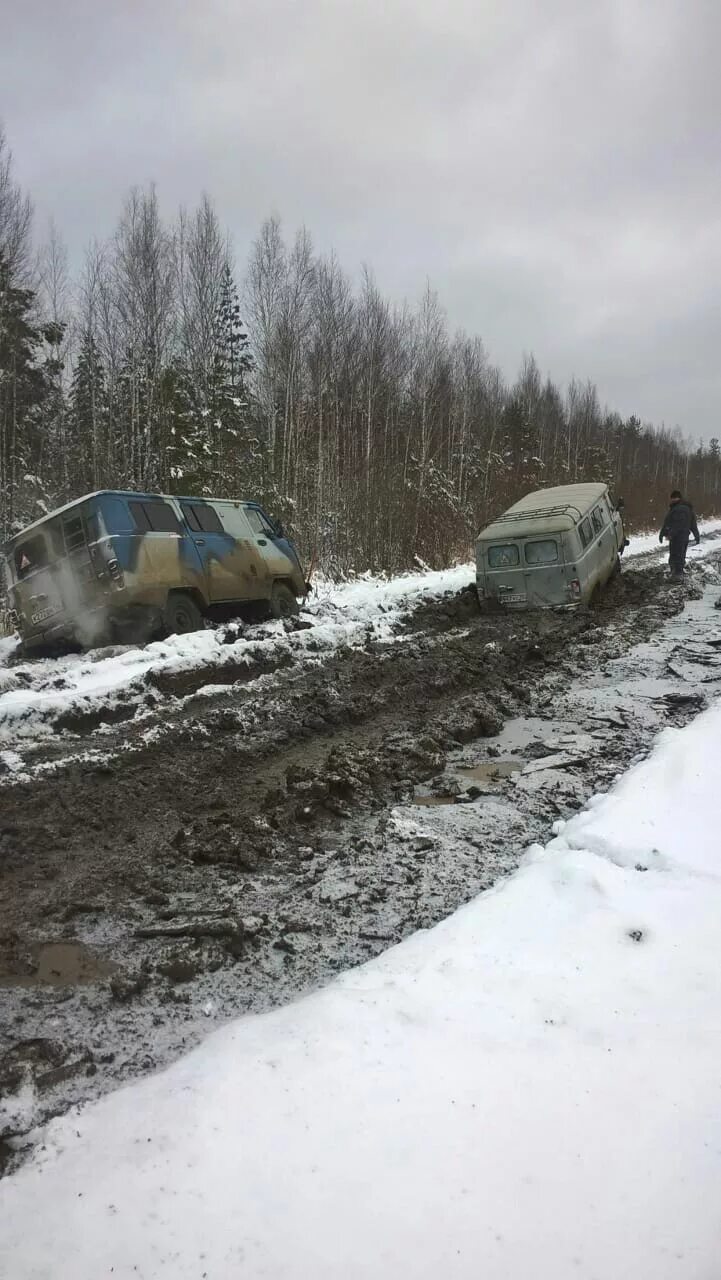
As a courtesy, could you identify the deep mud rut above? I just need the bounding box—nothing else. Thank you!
[2,559,721,1173]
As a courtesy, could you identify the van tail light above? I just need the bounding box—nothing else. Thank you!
[107,558,124,586]
[568,578,581,600]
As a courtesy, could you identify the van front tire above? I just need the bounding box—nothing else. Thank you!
[269,583,300,619]
[164,592,204,637]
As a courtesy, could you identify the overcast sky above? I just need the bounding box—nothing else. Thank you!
[3,0,720,437]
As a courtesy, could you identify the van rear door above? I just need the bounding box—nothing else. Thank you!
[11,509,99,636]
[10,529,65,631]
[522,537,568,606]
[483,542,527,605]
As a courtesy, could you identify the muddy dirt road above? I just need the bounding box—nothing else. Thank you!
[2,558,721,1172]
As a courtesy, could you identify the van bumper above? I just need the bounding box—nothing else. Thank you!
[18,600,117,652]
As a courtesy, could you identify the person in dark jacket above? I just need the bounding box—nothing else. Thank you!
[660,490,700,577]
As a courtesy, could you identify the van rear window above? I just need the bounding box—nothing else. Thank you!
[14,535,48,577]
[129,500,181,534]
[525,539,559,565]
[488,544,520,568]
[579,519,592,548]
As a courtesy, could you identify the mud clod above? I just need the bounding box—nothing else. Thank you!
[157,953,202,984]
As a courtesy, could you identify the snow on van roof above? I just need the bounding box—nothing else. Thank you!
[1,490,260,552]
[478,482,609,541]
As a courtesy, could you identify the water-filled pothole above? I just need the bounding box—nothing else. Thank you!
[459,760,521,783]
[0,941,115,988]
[413,760,522,806]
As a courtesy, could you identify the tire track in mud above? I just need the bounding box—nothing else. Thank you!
[0,562,714,1171]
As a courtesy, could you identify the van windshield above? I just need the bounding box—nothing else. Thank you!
[525,539,559,565]
[488,544,519,568]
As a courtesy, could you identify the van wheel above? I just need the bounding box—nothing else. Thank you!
[164,592,204,637]
[611,554,622,578]
[269,583,300,619]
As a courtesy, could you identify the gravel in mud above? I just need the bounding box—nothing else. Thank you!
[1,561,719,1173]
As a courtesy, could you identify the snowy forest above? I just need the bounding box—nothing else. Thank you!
[1,125,720,574]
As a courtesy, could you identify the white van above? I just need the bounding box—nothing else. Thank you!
[475,483,628,610]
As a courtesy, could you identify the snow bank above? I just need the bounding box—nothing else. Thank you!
[0,565,476,747]
[3,701,721,1277]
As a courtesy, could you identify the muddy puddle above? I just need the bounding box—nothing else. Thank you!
[414,759,521,805]
[459,761,521,783]
[0,941,115,988]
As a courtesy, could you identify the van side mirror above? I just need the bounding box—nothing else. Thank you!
[274,521,284,538]
[616,497,625,511]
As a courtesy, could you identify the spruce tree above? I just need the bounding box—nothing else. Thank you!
[69,329,109,492]
[0,249,60,536]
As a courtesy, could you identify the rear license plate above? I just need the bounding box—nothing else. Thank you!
[30,605,57,625]
[507,592,527,603]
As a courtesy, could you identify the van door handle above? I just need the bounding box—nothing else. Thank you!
[196,539,206,546]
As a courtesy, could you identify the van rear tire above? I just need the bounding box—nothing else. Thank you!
[269,583,300,619]
[164,592,204,637]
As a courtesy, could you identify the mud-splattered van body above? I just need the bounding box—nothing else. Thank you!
[1,491,307,652]
[476,483,627,610]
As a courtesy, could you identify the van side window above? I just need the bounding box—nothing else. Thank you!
[488,544,519,568]
[101,497,134,533]
[591,508,604,534]
[63,515,86,552]
[220,506,256,540]
[244,507,274,536]
[181,503,224,535]
[129,500,181,534]
[525,539,558,565]
[85,513,100,544]
[180,504,201,532]
[579,519,592,548]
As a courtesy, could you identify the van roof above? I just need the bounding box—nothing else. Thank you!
[1,490,264,552]
[478,482,609,541]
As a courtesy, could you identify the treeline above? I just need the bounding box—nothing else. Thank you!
[1,125,719,574]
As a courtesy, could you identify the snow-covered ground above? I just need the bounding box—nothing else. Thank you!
[2,673,721,1277]
[1,522,721,757]
[0,564,475,750]
[625,516,721,560]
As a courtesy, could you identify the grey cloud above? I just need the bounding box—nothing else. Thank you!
[2,0,720,435]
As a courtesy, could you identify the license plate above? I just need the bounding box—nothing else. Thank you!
[507,592,527,603]
[30,606,57,625]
